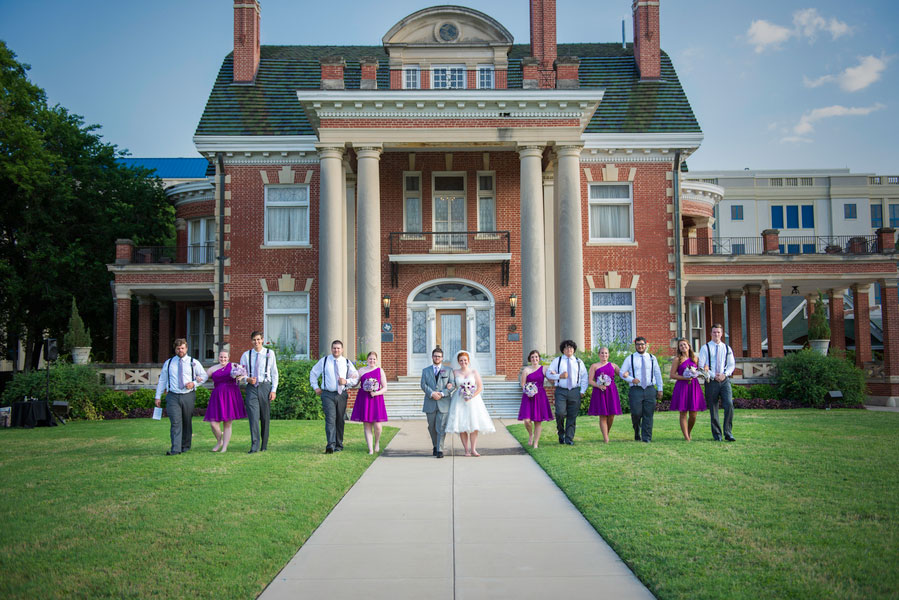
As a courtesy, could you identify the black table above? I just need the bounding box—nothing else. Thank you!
[10,401,57,428]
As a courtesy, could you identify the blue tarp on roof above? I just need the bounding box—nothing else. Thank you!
[118,158,210,179]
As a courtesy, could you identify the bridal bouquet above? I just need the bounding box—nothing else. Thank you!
[524,382,538,398]
[461,381,476,401]
[363,377,380,393]
[597,373,612,387]
[685,367,706,384]
[231,363,248,379]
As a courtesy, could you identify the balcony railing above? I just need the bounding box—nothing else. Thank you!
[389,231,510,254]
[129,244,215,265]
[685,235,880,257]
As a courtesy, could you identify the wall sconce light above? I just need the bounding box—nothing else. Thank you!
[509,294,517,317]
[791,286,800,295]
[382,295,390,319]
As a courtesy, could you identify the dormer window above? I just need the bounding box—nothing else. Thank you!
[404,65,420,89]
[432,64,465,89]
[477,65,494,89]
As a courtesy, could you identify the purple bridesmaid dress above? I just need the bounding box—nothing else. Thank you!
[588,362,622,416]
[669,358,707,412]
[350,368,389,423]
[204,364,248,422]
[518,367,554,421]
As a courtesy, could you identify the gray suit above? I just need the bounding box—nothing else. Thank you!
[421,365,455,453]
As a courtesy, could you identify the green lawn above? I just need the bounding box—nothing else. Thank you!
[0,418,396,600]
[509,410,899,600]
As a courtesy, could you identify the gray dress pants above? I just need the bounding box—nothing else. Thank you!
[166,391,195,453]
[705,379,734,440]
[321,389,348,450]
[554,387,581,444]
[628,386,656,442]
[245,382,272,451]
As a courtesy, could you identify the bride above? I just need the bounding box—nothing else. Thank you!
[445,350,495,456]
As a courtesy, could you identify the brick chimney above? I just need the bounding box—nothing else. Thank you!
[554,56,580,89]
[320,56,346,90]
[632,0,661,80]
[359,57,378,90]
[529,0,557,89]
[233,0,261,83]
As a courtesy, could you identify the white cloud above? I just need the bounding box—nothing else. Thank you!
[780,136,812,144]
[804,55,889,92]
[748,19,792,53]
[747,9,852,53]
[789,103,886,138]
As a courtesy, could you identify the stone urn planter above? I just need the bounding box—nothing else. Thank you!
[71,347,91,364]
[808,339,830,356]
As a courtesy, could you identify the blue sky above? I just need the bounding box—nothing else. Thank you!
[1,0,896,173]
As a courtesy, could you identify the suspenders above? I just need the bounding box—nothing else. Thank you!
[554,356,580,386]
[165,356,195,390]
[249,349,270,381]
[629,352,655,386]
[705,342,733,375]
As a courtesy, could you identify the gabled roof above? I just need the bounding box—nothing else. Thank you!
[118,158,212,178]
[195,43,700,138]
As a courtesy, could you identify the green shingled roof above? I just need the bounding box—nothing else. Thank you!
[195,43,700,137]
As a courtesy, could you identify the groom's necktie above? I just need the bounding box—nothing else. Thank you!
[434,366,440,378]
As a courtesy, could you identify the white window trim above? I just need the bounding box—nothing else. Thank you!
[263,184,310,247]
[186,307,214,361]
[589,289,636,350]
[187,217,215,264]
[263,291,310,359]
[475,171,498,238]
[477,64,494,89]
[431,64,466,89]
[587,182,634,244]
[403,65,420,90]
[402,171,424,239]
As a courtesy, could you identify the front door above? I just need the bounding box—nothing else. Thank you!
[436,309,466,366]
[434,195,466,250]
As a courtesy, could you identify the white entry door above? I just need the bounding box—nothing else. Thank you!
[436,309,466,366]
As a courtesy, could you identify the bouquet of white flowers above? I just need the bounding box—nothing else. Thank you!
[363,377,380,393]
[231,363,248,379]
[597,373,612,387]
[524,382,538,398]
[461,381,476,401]
[685,366,706,384]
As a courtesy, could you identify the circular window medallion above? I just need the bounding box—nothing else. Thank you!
[437,22,459,42]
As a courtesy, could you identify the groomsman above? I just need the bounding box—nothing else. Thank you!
[310,340,359,454]
[154,338,207,455]
[697,323,736,442]
[240,331,279,453]
[420,347,455,458]
[620,337,663,442]
[546,340,588,445]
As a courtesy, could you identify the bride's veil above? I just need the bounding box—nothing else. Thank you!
[454,349,479,372]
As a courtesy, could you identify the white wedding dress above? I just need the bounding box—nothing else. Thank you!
[444,372,496,434]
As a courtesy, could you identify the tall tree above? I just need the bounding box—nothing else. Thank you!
[0,41,173,369]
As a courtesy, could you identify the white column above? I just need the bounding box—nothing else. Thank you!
[345,174,357,359]
[542,168,557,350]
[317,145,345,356]
[355,145,383,358]
[519,145,548,361]
[555,144,585,349]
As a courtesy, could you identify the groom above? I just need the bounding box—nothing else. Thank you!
[420,347,455,458]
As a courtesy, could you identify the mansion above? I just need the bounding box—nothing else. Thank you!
[107,0,899,406]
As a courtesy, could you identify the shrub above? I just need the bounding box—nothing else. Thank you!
[194,386,210,409]
[1,363,105,420]
[749,383,778,399]
[63,298,92,349]
[807,292,831,340]
[774,350,867,407]
[128,388,157,409]
[730,384,752,400]
[97,390,129,413]
[271,359,322,420]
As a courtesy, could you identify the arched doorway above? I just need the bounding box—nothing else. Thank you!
[406,279,495,375]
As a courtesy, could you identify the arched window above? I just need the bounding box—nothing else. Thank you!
[413,283,488,303]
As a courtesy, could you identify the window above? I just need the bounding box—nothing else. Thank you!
[186,307,214,361]
[591,290,635,348]
[730,205,744,221]
[770,178,783,187]
[844,204,858,219]
[872,204,883,228]
[188,217,215,264]
[432,64,465,89]
[588,184,632,242]
[786,205,799,229]
[403,66,420,89]
[265,185,309,245]
[785,178,798,187]
[771,205,784,229]
[800,177,814,186]
[802,243,816,254]
[403,173,422,233]
[477,65,494,89]
[890,204,899,228]
[801,205,815,228]
[265,293,309,358]
[701,178,718,184]
[889,177,899,184]
[871,177,882,185]
[732,243,746,255]
[477,173,496,232]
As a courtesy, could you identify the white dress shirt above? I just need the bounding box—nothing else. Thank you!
[620,352,664,391]
[545,355,589,395]
[155,354,208,400]
[240,348,279,393]
[309,354,360,394]
[697,341,735,378]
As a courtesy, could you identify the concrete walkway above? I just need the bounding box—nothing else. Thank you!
[259,420,653,599]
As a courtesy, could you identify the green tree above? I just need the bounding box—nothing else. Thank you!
[0,41,174,369]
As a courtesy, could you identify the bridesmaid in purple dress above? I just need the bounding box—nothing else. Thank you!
[204,351,247,453]
[350,351,388,454]
[669,338,707,441]
[588,347,622,443]
[518,350,553,448]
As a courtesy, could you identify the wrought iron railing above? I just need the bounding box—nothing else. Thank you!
[389,231,511,254]
[129,244,215,264]
[685,235,881,256]
[684,237,764,256]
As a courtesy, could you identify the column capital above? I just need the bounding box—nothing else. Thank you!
[316,144,345,160]
[851,282,875,294]
[554,144,584,158]
[880,279,898,289]
[726,289,744,300]
[137,296,155,306]
[174,218,187,231]
[517,144,545,159]
[743,283,762,294]
[115,286,132,301]
[765,280,783,291]
[830,287,849,297]
[710,294,726,304]
[353,144,383,159]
